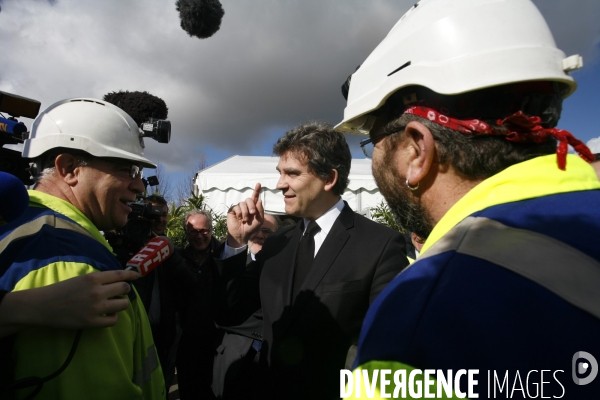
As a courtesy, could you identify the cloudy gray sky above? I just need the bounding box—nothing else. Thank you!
[1,0,599,190]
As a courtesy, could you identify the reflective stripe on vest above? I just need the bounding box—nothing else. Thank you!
[132,344,160,388]
[0,214,96,253]
[419,216,600,320]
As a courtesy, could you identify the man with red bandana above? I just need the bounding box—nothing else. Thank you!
[336,0,600,398]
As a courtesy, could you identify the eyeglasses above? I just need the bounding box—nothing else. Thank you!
[359,133,391,158]
[186,228,211,237]
[359,125,406,158]
[125,165,143,179]
[109,159,143,179]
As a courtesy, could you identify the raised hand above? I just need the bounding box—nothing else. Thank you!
[226,182,264,248]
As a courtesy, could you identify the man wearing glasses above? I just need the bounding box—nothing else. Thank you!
[175,210,221,399]
[180,210,218,268]
[335,0,600,398]
[0,98,165,399]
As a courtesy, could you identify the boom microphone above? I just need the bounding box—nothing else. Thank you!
[125,237,174,276]
[176,0,224,39]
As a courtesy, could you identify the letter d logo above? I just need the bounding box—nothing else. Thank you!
[572,351,598,385]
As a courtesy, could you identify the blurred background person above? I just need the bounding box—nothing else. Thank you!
[247,214,279,262]
[175,210,221,399]
[130,194,183,390]
[212,213,279,399]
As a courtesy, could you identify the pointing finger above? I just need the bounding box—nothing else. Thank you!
[252,183,261,204]
[256,199,264,224]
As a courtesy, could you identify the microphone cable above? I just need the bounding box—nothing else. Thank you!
[0,329,83,399]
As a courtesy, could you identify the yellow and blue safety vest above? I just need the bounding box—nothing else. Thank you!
[350,155,600,399]
[0,191,165,400]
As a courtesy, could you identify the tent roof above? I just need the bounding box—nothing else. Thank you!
[195,155,379,191]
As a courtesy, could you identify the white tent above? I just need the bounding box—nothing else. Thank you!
[193,155,385,217]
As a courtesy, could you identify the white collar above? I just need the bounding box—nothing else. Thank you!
[302,197,344,236]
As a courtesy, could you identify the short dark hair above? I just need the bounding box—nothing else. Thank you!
[144,194,167,206]
[384,113,557,180]
[273,121,351,195]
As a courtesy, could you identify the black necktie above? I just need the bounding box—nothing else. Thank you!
[293,220,321,300]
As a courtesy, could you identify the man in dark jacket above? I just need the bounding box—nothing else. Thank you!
[130,194,181,389]
[213,213,279,399]
[218,122,408,399]
[175,210,221,400]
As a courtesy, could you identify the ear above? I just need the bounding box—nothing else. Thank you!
[403,121,436,187]
[323,169,339,192]
[54,154,81,186]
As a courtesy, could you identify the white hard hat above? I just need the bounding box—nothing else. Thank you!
[587,138,600,155]
[336,0,583,134]
[23,98,156,168]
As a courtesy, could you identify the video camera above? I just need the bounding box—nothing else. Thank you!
[124,200,165,240]
[140,118,171,144]
[0,91,41,185]
[1,91,173,186]
[104,189,166,267]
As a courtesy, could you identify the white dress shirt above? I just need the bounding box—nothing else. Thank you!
[302,197,344,257]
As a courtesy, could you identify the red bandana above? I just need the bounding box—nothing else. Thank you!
[404,106,594,170]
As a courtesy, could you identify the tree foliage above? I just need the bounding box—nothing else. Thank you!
[176,155,207,205]
[165,192,228,247]
[369,201,405,234]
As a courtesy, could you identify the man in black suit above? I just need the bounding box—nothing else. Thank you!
[218,122,408,400]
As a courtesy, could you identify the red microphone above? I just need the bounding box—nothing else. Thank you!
[126,237,174,276]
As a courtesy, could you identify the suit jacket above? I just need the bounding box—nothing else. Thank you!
[212,254,264,399]
[174,237,222,400]
[217,203,408,399]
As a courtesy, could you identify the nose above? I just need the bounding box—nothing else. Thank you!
[276,175,287,190]
[130,175,146,194]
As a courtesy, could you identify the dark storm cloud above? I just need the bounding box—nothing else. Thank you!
[1,0,598,175]
[534,0,600,65]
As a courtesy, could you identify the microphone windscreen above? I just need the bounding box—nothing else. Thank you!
[0,171,28,224]
[103,91,168,126]
[176,0,224,39]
